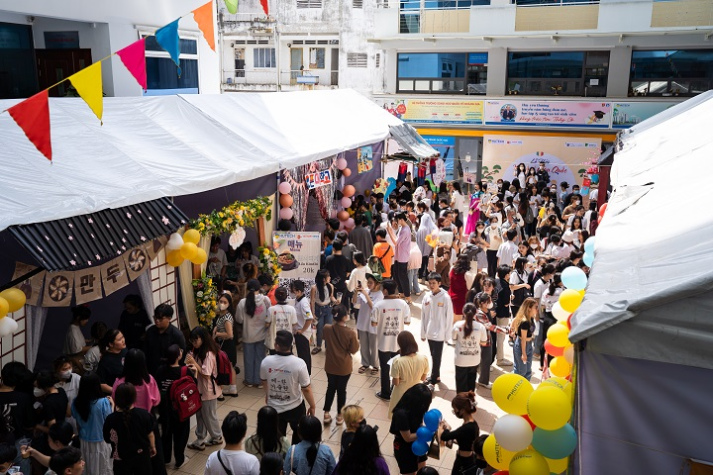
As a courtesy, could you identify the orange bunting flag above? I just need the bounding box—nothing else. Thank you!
[7,90,52,161]
[69,62,103,124]
[193,1,216,51]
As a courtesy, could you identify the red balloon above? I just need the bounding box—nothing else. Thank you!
[494,472,509,475]
[545,339,564,357]
[522,414,537,431]
[598,202,608,217]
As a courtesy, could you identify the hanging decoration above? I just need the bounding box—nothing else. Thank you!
[192,273,218,328]
[69,62,104,124]
[165,230,207,267]
[192,1,216,52]
[116,39,148,90]
[189,196,271,236]
[6,91,52,161]
[224,0,239,14]
[282,156,338,231]
[155,19,181,76]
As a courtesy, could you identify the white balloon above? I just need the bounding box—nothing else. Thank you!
[0,317,18,337]
[564,344,575,364]
[166,233,184,251]
[552,302,570,322]
[492,414,533,452]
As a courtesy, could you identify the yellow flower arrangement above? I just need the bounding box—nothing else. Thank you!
[192,273,218,329]
[189,196,272,237]
[257,244,282,285]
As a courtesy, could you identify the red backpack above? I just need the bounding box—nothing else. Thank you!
[170,367,202,422]
[214,350,233,387]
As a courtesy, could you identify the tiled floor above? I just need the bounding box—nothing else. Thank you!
[168,287,543,474]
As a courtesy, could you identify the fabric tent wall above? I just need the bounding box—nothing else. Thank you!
[576,350,713,474]
[342,141,384,198]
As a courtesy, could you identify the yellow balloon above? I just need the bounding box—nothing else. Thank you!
[527,386,572,431]
[0,288,26,313]
[190,248,208,265]
[509,449,549,475]
[166,250,184,267]
[540,377,573,401]
[547,322,571,348]
[546,456,570,474]
[180,242,198,260]
[183,229,201,245]
[559,288,583,313]
[0,297,7,318]
[550,357,572,378]
[483,434,515,471]
[492,373,534,415]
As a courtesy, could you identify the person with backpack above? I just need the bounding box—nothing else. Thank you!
[156,344,192,470]
[372,228,393,279]
[212,292,239,396]
[204,411,259,475]
[186,327,224,451]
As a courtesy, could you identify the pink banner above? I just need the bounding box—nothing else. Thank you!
[484,100,612,128]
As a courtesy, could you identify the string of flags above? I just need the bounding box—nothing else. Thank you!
[2,1,216,163]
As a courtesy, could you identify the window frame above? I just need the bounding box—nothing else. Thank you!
[628,48,713,97]
[138,28,200,94]
[396,52,488,95]
[254,47,277,69]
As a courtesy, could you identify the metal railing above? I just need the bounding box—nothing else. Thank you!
[513,0,599,5]
[222,69,339,87]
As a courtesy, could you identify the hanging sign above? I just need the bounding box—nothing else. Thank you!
[11,262,46,306]
[272,231,321,288]
[74,267,103,304]
[123,246,150,281]
[42,272,74,307]
[305,170,333,190]
[100,257,130,296]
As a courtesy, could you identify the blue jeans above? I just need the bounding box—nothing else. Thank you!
[315,304,333,347]
[513,338,534,381]
[243,341,266,385]
[408,268,420,295]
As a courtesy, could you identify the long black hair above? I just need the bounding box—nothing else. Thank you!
[260,452,284,475]
[189,326,221,363]
[462,303,477,338]
[121,349,150,386]
[336,424,382,475]
[245,279,261,317]
[315,269,330,302]
[548,273,562,297]
[254,406,282,455]
[297,415,322,468]
[73,372,104,422]
[114,382,136,430]
[391,384,432,430]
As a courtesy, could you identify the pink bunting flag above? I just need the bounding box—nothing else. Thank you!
[117,39,147,90]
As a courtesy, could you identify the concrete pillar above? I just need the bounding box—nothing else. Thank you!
[486,46,507,96]
[384,48,398,93]
[606,45,632,98]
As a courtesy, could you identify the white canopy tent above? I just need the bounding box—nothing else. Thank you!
[0,89,434,231]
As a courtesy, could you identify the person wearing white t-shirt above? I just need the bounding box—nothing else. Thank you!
[420,273,454,385]
[265,287,298,354]
[452,303,488,393]
[290,280,314,375]
[370,279,411,401]
[354,274,384,376]
[496,228,519,268]
[204,412,259,475]
[260,331,316,444]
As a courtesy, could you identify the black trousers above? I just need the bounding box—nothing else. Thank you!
[428,340,444,380]
[113,451,152,475]
[486,250,498,278]
[278,401,306,445]
[455,365,478,393]
[378,350,398,397]
[294,333,312,375]
[394,261,411,298]
[479,345,493,385]
[324,373,351,413]
[419,255,430,279]
[160,411,190,467]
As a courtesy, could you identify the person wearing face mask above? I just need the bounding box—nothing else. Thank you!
[440,391,480,475]
[53,356,81,432]
[473,293,509,390]
[561,194,581,222]
[213,293,239,397]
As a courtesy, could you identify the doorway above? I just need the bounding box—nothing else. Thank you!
[290,48,303,85]
[36,49,93,96]
[330,48,339,86]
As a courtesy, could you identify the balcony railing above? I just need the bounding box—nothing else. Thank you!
[222,69,339,88]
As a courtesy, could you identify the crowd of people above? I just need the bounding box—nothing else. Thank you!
[0,165,599,475]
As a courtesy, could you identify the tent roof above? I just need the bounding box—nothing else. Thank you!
[0,89,409,231]
[570,91,713,363]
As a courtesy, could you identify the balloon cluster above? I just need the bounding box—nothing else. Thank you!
[336,157,355,230]
[412,409,442,456]
[278,181,294,221]
[165,230,207,267]
[0,288,25,337]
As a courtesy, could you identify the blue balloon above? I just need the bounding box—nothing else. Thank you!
[561,266,587,290]
[583,237,596,254]
[384,177,397,199]
[590,174,599,184]
[423,409,442,432]
[583,252,594,267]
[532,423,577,459]
[412,440,429,456]
[416,426,434,443]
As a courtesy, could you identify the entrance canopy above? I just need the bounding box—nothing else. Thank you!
[0,89,418,231]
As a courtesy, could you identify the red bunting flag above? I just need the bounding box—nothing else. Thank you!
[117,39,148,90]
[192,1,216,52]
[7,90,52,161]
[260,0,269,16]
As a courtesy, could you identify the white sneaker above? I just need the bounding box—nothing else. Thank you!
[497,360,513,367]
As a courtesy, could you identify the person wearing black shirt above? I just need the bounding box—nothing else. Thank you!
[103,383,156,475]
[536,161,550,187]
[118,294,151,350]
[144,304,186,376]
[440,392,480,474]
[494,265,512,367]
[0,362,35,475]
[97,330,128,394]
[31,371,69,473]
[389,384,432,475]
[325,240,352,312]
[155,344,191,470]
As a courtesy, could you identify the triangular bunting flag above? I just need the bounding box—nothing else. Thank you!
[156,19,182,76]
[69,62,103,124]
[7,90,52,161]
[193,2,216,52]
[260,0,269,16]
[224,0,238,14]
[117,38,147,90]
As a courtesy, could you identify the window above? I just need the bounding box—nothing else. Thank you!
[507,51,608,96]
[309,48,325,69]
[629,49,713,97]
[397,52,488,94]
[254,48,276,68]
[296,0,322,8]
[0,22,38,98]
[353,0,364,7]
[143,34,199,95]
[347,53,368,68]
[375,53,381,68]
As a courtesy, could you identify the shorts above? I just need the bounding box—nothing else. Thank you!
[393,438,427,474]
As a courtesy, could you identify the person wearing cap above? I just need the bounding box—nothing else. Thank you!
[260,330,316,444]
[355,273,384,376]
[560,231,577,256]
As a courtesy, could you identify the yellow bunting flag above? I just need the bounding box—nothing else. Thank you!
[69,62,103,124]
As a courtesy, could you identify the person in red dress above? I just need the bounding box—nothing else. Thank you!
[448,254,470,323]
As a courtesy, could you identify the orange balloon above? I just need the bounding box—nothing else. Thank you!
[337,210,349,222]
[342,168,352,177]
[342,185,355,197]
[279,194,293,208]
[598,202,608,217]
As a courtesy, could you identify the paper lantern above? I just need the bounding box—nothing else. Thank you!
[190,248,208,265]
[341,197,352,208]
[183,229,201,245]
[342,185,355,198]
[279,194,294,208]
[279,207,294,220]
[166,250,184,267]
[337,157,348,170]
[180,242,198,261]
[0,289,26,313]
[342,167,352,177]
[337,210,349,222]
[166,233,184,251]
[0,317,18,337]
[278,181,292,194]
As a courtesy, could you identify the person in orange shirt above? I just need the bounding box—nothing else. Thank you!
[373,228,393,279]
